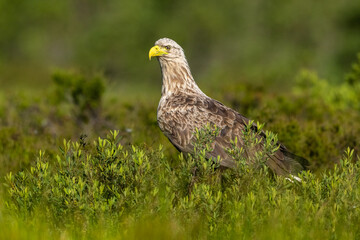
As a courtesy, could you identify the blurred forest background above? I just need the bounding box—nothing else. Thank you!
[1,0,360,90]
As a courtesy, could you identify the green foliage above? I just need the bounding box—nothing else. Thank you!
[52,71,105,123]
[193,123,221,170]
[5,130,162,223]
[294,70,360,113]
[3,127,360,239]
[346,53,360,85]
[0,72,109,177]
[237,66,360,170]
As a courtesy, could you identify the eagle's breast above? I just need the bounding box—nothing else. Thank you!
[157,92,203,147]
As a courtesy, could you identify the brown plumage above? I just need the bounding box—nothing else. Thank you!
[149,38,308,176]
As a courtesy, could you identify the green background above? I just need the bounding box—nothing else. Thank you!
[1,0,360,90]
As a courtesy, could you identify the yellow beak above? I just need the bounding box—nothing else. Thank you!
[149,45,168,60]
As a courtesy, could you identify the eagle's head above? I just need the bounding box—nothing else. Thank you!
[149,38,201,95]
[149,38,186,61]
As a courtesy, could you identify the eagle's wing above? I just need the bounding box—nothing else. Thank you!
[160,94,308,175]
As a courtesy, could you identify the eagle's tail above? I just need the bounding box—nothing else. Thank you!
[282,150,309,173]
[266,149,309,176]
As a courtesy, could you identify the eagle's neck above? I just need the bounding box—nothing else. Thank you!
[159,58,204,96]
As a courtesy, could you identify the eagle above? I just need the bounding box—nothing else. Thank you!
[149,38,308,176]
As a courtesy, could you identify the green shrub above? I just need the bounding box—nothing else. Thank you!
[4,125,360,239]
[52,71,105,123]
[5,130,163,223]
[0,72,109,177]
[346,53,360,85]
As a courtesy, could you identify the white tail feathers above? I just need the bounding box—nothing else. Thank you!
[286,175,302,183]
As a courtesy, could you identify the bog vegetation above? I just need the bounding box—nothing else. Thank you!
[1,1,360,239]
[0,54,359,239]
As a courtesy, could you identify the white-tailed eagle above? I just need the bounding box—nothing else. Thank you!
[149,38,308,175]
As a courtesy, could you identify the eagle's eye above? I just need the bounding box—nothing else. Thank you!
[165,45,171,51]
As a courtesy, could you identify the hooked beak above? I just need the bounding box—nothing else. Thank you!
[149,45,168,60]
